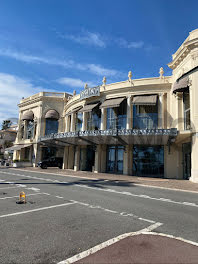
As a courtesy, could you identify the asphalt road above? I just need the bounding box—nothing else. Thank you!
[0,167,198,264]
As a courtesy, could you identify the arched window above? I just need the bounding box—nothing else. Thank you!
[22,111,34,139]
[45,110,59,135]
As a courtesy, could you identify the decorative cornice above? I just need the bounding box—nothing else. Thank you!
[168,38,198,70]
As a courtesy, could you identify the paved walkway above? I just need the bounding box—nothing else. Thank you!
[10,166,198,193]
[74,233,198,264]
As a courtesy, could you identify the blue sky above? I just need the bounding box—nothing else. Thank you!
[0,0,198,123]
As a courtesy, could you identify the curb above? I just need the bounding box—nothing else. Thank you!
[8,168,198,194]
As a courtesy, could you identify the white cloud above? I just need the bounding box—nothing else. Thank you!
[0,48,122,77]
[0,49,123,77]
[62,30,106,48]
[0,48,74,68]
[57,77,95,88]
[0,72,45,124]
[115,38,144,49]
[87,64,120,77]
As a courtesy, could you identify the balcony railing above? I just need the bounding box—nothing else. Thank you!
[133,114,158,129]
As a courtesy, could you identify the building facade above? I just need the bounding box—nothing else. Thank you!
[14,29,198,182]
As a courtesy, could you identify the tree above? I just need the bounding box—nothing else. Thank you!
[1,120,12,130]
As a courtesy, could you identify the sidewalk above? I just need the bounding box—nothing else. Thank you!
[10,167,198,193]
[73,233,198,264]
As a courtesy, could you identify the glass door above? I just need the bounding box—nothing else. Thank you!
[107,146,124,174]
[80,146,95,171]
[133,145,164,177]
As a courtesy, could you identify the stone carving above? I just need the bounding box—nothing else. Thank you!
[159,67,164,79]
[102,76,106,85]
[128,71,132,81]
[84,83,88,89]
[73,90,76,96]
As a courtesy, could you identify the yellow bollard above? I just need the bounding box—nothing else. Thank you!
[19,191,26,203]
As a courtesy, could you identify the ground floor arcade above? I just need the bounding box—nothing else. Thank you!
[13,128,196,180]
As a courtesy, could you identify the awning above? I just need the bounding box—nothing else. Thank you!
[173,77,189,93]
[65,106,83,116]
[45,110,59,119]
[100,97,125,109]
[132,95,157,105]
[79,103,99,113]
[22,111,34,121]
[5,144,32,152]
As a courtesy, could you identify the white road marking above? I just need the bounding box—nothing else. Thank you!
[16,184,26,187]
[0,186,23,190]
[57,222,163,264]
[55,196,64,199]
[139,222,163,232]
[0,192,47,200]
[71,200,156,224]
[1,170,198,208]
[0,179,5,182]
[0,201,76,218]
[26,187,40,192]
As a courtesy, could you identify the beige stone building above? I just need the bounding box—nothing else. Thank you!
[14,29,198,182]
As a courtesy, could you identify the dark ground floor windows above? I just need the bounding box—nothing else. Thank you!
[133,145,164,177]
[106,145,124,174]
[183,142,191,179]
[42,147,57,160]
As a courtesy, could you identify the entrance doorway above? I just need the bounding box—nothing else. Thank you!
[133,145,164,177]
[183,143,191,179]
[106,146,124,174]
[80,146,95,171]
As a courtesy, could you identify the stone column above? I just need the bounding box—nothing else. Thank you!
[23,120,27,139]
[65,116,68,132]
[94,145,101,173]
[123,145,129,175]
[71,113,76,132]
[74,146,80,171]
[190,134,198,182]
[189,85,193,130]
[126,96,132,129]
[63,146,69,169]
[100,108,107,130]
[68,146,74,169]
[34,144,42,167]
[82,112,87,131]
[158,93,165,129]
[36,104,43,138]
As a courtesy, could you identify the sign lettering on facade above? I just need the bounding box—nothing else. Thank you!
[80,86,100,100]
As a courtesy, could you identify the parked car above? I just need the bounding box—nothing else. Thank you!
[37,157,63,169]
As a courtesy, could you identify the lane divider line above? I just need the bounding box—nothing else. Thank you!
[0,192,48,200]
[1,170,198,208]
[0,201,76,218]
[70,200,156,224]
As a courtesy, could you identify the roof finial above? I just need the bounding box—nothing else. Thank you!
[159,67,164,79]
[102,76,106,86]
[128,71,132,81]
[84,83,88,89]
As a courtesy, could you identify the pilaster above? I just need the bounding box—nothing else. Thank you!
[74,146,80,171]
[126,96,132,129]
